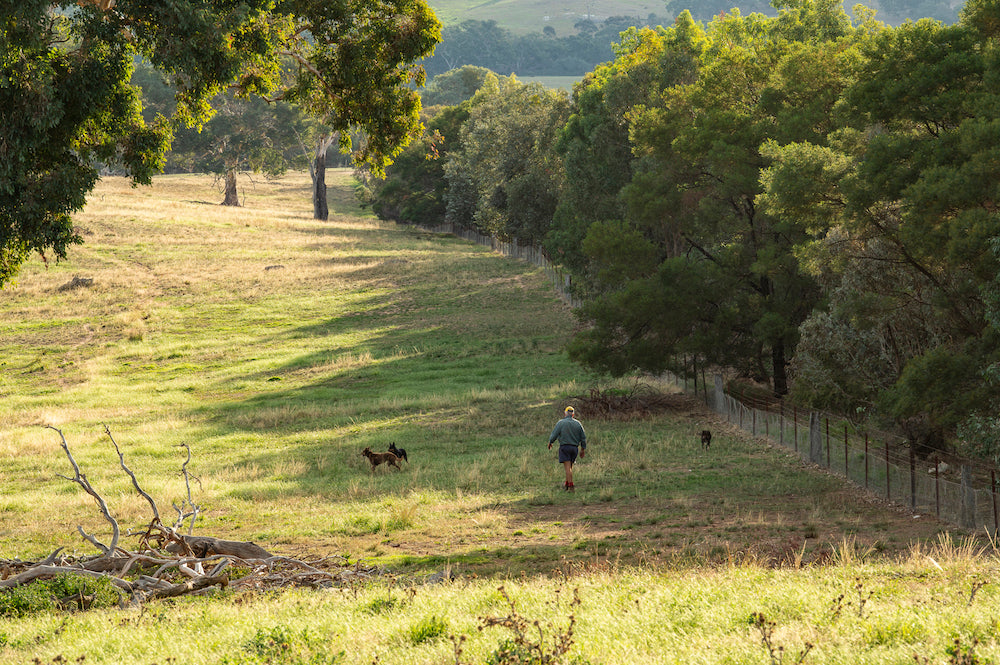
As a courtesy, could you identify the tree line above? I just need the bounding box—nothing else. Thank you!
[420,0,959,80]
[2,0,440,278]
[364,0,1000,461]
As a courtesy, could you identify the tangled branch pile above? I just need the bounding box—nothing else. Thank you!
[0,426,379,609]
[574,384,694,420]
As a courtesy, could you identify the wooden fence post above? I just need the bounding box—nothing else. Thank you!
[993,470,998,535]
[779,403,784,447]
[961,466,977,529]
[825,418,830,468]
[864,433,869,489]
[885,439,891,501]
[844,424,849,478]
[809,413,822,465]
[935,463,940,518]
[793,406,798,453]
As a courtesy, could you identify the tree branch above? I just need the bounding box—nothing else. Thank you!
[50,426,119,555]
[104,423,160,523]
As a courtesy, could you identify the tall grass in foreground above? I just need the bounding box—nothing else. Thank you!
[5,538,1000,664]
[0,171,988,664]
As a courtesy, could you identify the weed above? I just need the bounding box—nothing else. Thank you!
[362,596,398,615]
[224,625,344,665]
[408,615,449,644]
[967,577,989,606]
[915,637,986,665]
[474,585,587,665]
[0,573,124,617]
[750,612,813,665]
[827,593,845,623]
[853,578,874,618]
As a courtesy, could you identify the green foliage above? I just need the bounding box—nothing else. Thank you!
[367,103,470,225]
[444,74,569,243]
[0,573,124,617]
[421,65,493,106]
[476,586,587,665]
[767,9,1000,445]
[422,16,675,78]
[221,625,344,665]
[408,615,449,644]
[1,0,439,288]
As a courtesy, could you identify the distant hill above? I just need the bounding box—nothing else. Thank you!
[421,0,960,79]
[428,0,665,36]
[427,0,959,34]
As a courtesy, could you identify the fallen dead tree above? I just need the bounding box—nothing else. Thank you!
[0,426,380,607]
[575,383,695,420]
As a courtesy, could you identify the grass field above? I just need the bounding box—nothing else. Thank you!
[1,171,997,665]
[427,0,665,34]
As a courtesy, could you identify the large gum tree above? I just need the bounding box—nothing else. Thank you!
[0,0,440,287]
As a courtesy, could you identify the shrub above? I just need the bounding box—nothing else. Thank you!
[0,573,124,617]
[409,615,449,644]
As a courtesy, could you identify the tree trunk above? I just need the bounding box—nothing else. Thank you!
[772,341,788,397]
[222,169,240,206]
[313,150,328,220]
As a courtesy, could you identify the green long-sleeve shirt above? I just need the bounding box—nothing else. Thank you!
[549,416,586,448]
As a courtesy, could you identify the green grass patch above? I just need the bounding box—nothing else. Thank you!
[0,170,987,665]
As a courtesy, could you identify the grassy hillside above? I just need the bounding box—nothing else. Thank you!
[1,171,995,665]
[428,0,664,34]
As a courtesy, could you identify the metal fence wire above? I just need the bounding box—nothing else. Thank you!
[700,376,1000,534]
[418,222,997,533]
[415,222,581,308]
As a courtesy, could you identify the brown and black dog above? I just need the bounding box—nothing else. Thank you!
[700,430,712,450]
[362,447,401,470]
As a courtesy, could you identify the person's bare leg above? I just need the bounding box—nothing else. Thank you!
[563,460,573,489]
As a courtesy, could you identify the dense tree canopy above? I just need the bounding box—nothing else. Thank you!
[443,74,570,244]
[369,0,1000,454]
[0,0,439,287]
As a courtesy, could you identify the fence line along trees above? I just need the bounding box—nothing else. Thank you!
[759,2,1000,454]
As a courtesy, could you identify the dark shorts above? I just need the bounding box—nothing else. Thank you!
[558,444,578,464]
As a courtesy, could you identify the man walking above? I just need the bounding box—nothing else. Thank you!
[548,406,586,491]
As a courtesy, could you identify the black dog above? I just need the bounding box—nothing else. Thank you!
[387,442,408,463]
[700,430,712,450]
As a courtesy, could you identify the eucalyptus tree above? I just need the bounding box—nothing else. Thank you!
[759,2,1000,447]
[547,20,701,281]
[0,0,439,288]
[443,74,570,244]
[565,0,855,393]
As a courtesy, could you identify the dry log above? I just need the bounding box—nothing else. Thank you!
[146,574,228,600]
[7,426,387,608]
[168,536,272,559]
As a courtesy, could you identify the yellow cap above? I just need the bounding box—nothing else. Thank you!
[565,406,575,414]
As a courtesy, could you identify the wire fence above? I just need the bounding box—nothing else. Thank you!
[682,372,1000,534]
[415,220,998,533]
[414,221,581,307]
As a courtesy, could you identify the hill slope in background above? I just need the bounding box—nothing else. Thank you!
[427,0,958,35]
[429,0,663,34]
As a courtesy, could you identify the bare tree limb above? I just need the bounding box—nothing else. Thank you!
[104,423,160,522]
[49,425,119,555]
[146,574,228,600]
[172,443,201,535]
[0,565,133,593]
